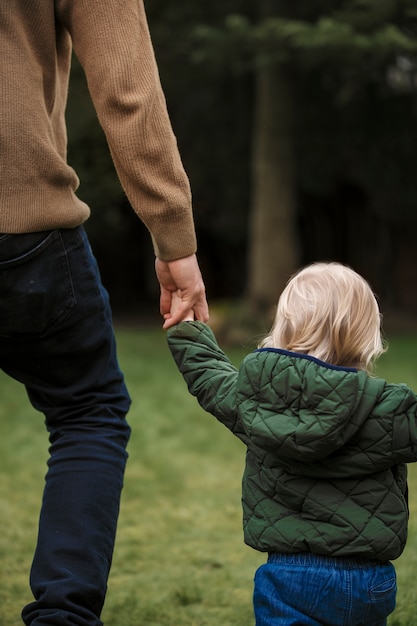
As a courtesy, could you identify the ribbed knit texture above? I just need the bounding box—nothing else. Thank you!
[0,0,197,261]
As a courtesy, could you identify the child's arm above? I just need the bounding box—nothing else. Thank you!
[167,321,249,444]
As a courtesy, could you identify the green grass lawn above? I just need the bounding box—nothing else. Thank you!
[1,326,417,625]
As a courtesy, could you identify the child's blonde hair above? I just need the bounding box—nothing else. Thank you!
[259,262,385,372]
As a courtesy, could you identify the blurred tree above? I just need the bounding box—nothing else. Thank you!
[66,0,417,317]
[191,0,417,313]
[247,0,299,314]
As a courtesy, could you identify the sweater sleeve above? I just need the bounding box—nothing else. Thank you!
[57,0,196,261]
[167,322,249,444]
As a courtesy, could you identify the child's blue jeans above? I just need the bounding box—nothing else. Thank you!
[254,553,397,626]
[0,226,131,625]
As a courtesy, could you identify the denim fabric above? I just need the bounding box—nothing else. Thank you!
[0,227,131,626]
[254,553,397,626]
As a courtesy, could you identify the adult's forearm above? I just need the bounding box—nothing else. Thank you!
[59,0,197,260]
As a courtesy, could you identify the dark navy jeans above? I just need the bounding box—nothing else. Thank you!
[254,553,397,626]
[0,226,131,625]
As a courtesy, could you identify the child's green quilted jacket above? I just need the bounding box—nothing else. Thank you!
[167,321,417,561]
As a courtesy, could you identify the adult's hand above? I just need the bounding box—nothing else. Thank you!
[155,254,209,329]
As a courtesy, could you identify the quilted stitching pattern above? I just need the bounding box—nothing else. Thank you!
[238,352,371,461]
[167,322,417,561]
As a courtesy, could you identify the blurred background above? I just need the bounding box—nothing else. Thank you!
[66,0,417,330]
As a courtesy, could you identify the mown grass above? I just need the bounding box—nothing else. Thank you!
[0,326,417,625]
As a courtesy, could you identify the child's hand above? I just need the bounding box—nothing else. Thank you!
[167,290,195,323]
[155,255,208,329]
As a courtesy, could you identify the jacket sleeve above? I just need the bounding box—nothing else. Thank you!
[167,322,249,444]
[387,383,417,463]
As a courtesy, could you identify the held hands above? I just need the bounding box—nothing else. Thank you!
[170,290,194,322]
[155,253,209,329]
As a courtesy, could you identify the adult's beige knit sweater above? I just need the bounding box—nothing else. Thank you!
[0,0,196,262]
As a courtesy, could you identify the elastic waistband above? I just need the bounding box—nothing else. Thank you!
[267,553,389,569]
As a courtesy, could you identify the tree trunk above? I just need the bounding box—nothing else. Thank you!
[246,62,299,315]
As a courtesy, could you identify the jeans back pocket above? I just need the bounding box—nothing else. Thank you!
[0,230,76,337]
